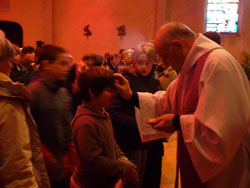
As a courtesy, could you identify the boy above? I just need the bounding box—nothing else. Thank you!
[70,67,138,188]
[27,44,76,188]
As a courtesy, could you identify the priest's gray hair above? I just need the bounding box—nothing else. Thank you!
[156,22,196,47]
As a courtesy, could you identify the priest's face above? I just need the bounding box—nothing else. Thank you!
[155,39,186,72]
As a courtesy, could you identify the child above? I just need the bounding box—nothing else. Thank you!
[70,67,138,188]
[107,42,164,188]
[27,44,76,188]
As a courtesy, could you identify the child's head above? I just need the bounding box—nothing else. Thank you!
[78,67,115,108]
[132,42,159,77]
[21,46,35,62]
[204,31,221,45]
[37,44,70,82]
[78,53,105,73]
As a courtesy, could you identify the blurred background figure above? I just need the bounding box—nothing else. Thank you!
[117,49,133,72]
[79,53,105,72]
[114,53,121,65]
[9,44,29,84]
[106,54,118,73]
[155,61,177,90]
[12,44,21,64]
[10,45,36,85]
[104,52,111,64]
[65,53,106,115]
[27,44,76,188]
[203,31,221,45]
[21,45,36,68]
[21,45,36,61]
[119,48,126,55]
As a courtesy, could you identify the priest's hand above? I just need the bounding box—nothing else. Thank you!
[147,114,176,133]
[113,73,132,100]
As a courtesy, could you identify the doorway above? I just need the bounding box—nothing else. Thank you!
[0,20,23,47]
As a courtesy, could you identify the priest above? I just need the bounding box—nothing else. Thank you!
[113,22,250,188]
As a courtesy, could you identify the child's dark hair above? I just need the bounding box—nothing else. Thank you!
[81,53,105,66]
[78,67,114,101]
[204,31,221,45]
[21,46,35,56]
[36,44,67,65]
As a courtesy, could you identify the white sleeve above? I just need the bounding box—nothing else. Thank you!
[135,81,177,142]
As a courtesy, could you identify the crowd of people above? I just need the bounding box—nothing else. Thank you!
[0,22,249,188]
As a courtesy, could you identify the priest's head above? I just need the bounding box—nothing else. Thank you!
[154,22,196,72]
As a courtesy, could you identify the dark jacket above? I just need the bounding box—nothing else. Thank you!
[10,62,35,85]
[27,77,76,181]
[107,68,164,152]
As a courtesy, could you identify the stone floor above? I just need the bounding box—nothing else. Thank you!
[160,132,177,188]
[115,132,178,188]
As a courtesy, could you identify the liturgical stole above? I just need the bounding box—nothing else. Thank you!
[175,50,215,188]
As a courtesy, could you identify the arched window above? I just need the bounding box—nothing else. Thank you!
[0,21,23,47]
[205,0,240,33]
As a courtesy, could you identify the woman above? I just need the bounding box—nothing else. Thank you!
[0,34,50,188]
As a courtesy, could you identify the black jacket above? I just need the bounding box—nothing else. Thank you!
[107,69,164,152]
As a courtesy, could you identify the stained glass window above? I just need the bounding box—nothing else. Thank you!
[205,0,240,33]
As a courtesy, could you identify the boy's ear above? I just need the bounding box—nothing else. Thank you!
[88,88,95,99]
[40,60,51,71]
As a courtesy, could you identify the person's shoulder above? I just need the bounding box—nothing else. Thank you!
[59,87,71,97]
[209,48,234,59]
[206,48,238,70]
[0,97,24,121]
[73,106,98,124]
[72,113,99,132]
[26,79,46,100]
[26,78,42,90]
[200,48,247,84]
[73,113,92,124]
